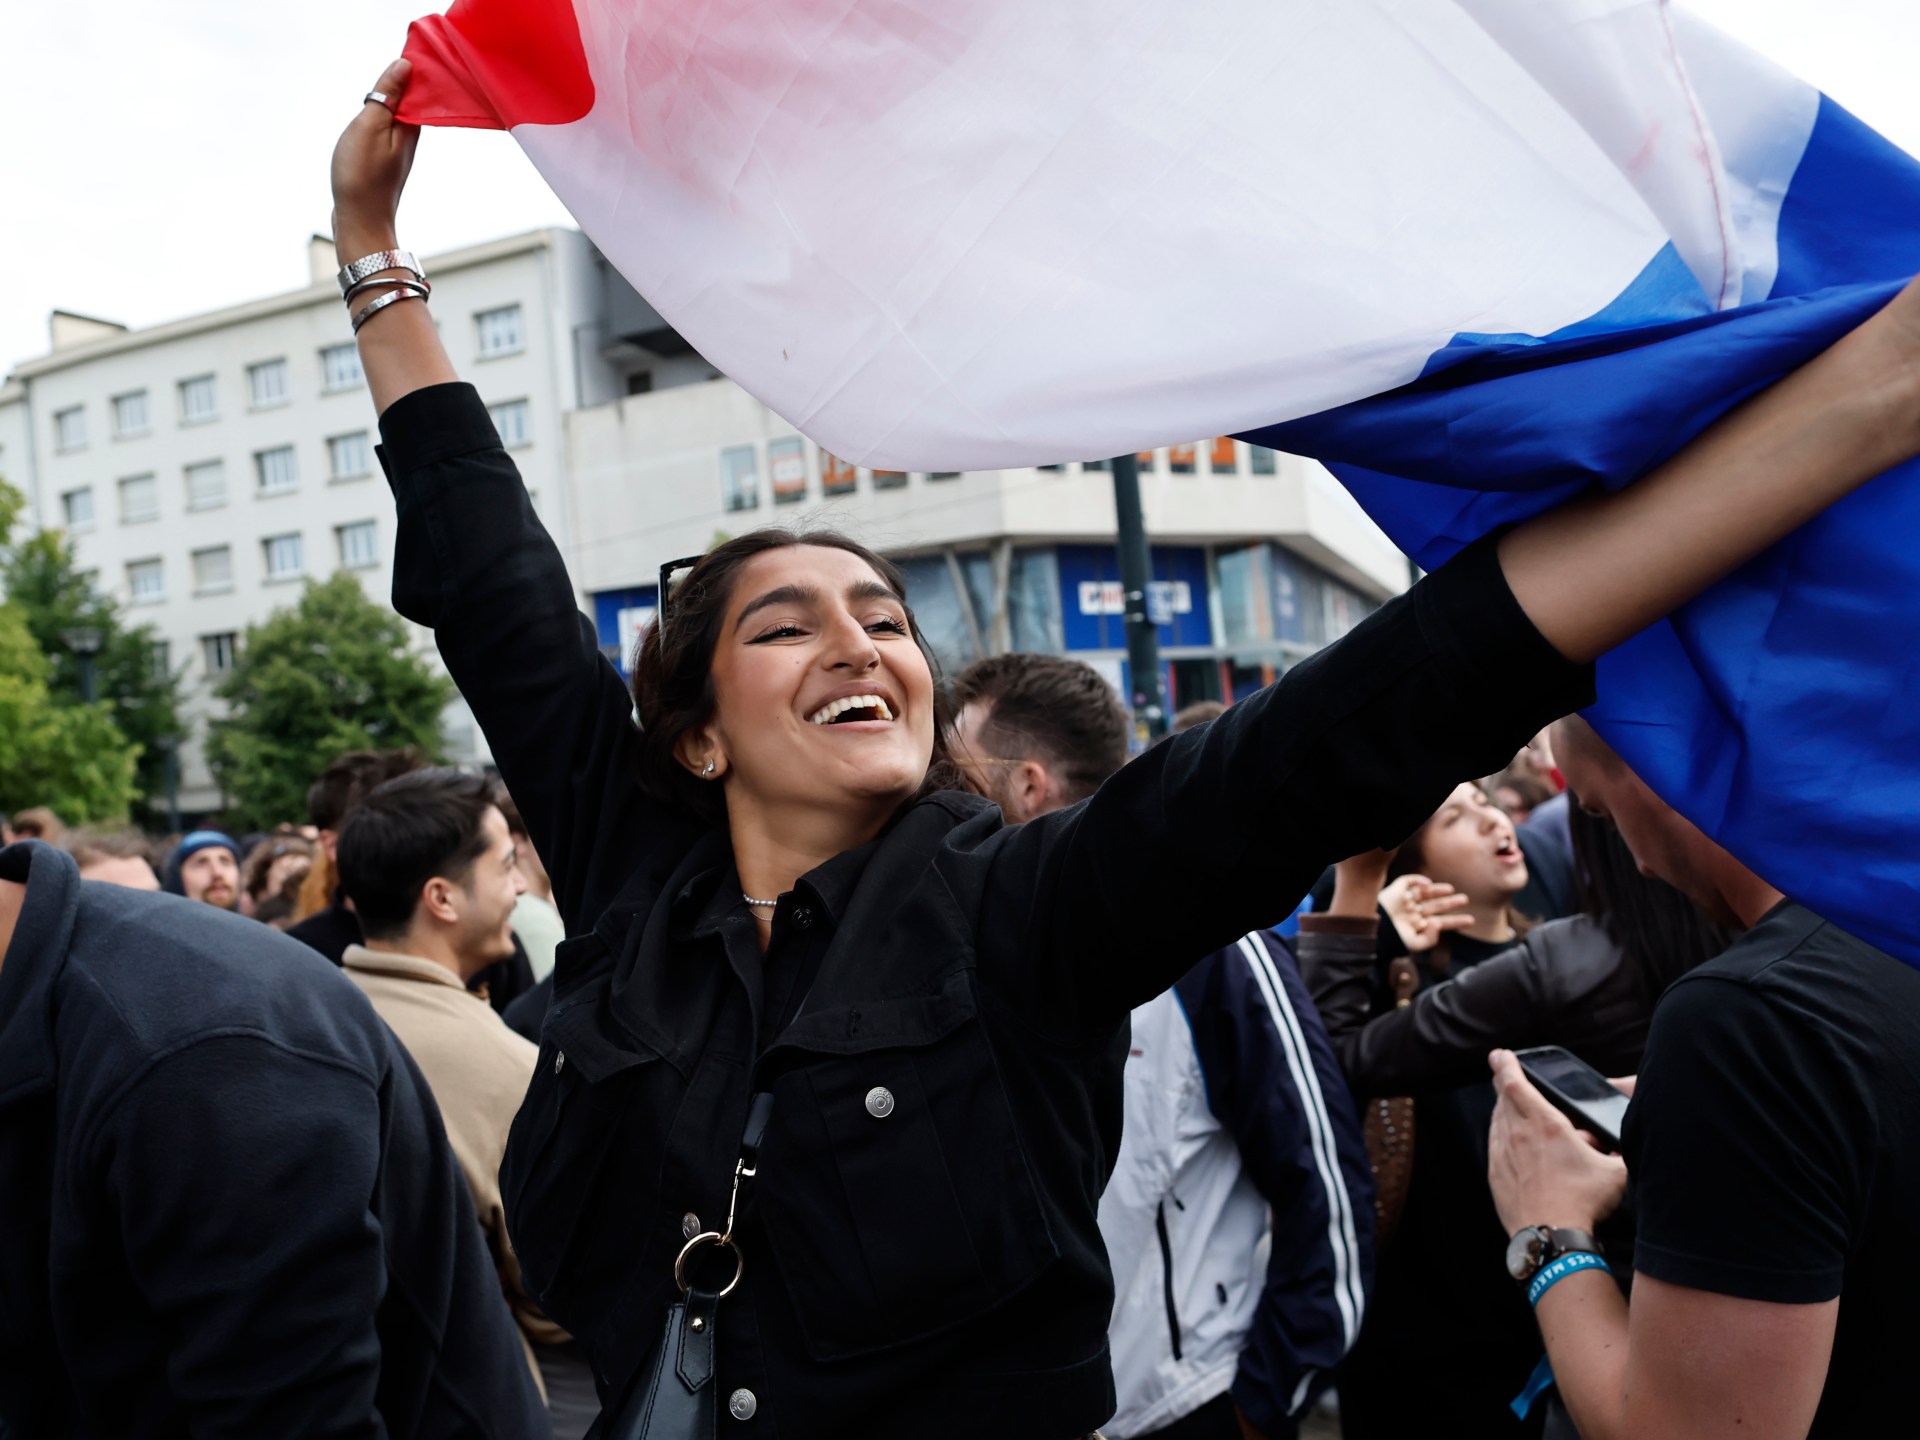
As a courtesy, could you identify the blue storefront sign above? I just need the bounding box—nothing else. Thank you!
[592,584,659,673]
[1057,544,1213,652]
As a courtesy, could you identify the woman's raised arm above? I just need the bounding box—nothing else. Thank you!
[983,278,1920,1029]
[329,61,691,932]
[1500,276,1920,662]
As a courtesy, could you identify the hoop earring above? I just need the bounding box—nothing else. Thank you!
[702,759,717,779]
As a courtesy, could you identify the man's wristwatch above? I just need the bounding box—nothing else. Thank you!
[1505,1225,1604,1286]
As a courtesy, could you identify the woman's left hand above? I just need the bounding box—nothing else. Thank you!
[1486,1048,1627,1234]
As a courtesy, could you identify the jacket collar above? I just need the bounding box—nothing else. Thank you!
[341,943,473,992]
[0,842,83,1106]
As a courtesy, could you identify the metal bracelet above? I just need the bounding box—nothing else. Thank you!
[350,286,427,335]
[343,273,432,304]
[336,248,424,296]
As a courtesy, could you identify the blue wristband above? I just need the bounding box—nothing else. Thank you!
[1527,1249,1612,1307]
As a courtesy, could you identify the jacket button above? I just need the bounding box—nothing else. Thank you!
[728,1388,758,1420]
[791,906,813,930]
[553,1051,566,1075]
[865,1086,894,1119]
[682,1212,702,1239]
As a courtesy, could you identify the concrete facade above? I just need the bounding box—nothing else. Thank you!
[3,230,607,814]
[4,222,1410,820]
[565,380,1408,708]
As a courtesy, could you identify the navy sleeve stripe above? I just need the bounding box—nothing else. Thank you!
[1235,934,1368,1357]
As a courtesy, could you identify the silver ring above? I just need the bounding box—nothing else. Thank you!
[673,1231,744,1298]
[363,90,395,111]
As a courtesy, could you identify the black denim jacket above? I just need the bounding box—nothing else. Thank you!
[380,383,1594,1439]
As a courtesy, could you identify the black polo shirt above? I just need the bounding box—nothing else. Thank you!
[1625,902,1920,1436]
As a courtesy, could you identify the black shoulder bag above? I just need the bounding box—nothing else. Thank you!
[601,1091,775,1440]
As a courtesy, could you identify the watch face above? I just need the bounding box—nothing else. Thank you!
[1506,1227,1547,1280]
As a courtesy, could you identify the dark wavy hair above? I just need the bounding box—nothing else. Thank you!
[630,529,964,828]
[1568,801,1733,1006]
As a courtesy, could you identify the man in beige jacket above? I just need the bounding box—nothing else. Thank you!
[336,769,595,1436]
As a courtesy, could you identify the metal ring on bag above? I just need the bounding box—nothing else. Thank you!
[672,1231,745,1297]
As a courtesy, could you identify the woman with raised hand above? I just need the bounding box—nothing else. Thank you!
[332,59,1920,1440]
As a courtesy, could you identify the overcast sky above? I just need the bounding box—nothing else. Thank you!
[5,0,1915,374]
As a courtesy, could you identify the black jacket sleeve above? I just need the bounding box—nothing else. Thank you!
[99,1038,394,1438]
[379,382,697,936]
[971,534,1596,1028]
[1300,914,1633,1097]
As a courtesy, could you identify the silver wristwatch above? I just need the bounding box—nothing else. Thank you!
[337,249,424,296]
[1505,1225,1604,1286]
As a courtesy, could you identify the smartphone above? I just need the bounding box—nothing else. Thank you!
[1514,1046,1632,1150]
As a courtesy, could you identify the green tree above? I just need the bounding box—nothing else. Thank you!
[0,480,183,819]
[207,571,453,830]
[0,602,140,822]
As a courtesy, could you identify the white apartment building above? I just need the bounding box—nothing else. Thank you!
[566,377,1409,710]
[3,222,1408,820]
[1,229,610,815]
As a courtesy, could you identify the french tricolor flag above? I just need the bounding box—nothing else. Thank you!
[397,0,1920,968]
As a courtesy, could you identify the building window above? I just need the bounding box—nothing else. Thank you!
[1136,449,1160,474]
[626,370,654,395]
[488,399,530,448]
[1081,458,1110,472]
[475,305,524,358]
[720,445,759,512]
[821,451,857,496]
[112,390,150,437]
[1209,437,1238,474]
[337,520,379,570]
[149,640,171,683]
[185,459,226,510]
[328,432,371,481]
[248,358,290,408]
[928,470,960,482]
[1249,445,1278,476]
[1168,443,1197,475]
[126,558,164,602]
[263,532,304,580]
[769,437,807,504]
[192,545,233,594]
[255,445,298,495]
[321,342,364,391]
[54,406,86,451]
[61,487,94,532]
[202,632,238,676]
[179,374,218,423]
[872,469,908,490]
[118,474,159,523]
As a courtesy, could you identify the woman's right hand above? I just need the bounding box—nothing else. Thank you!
[330,58,420,261]
[1380,873,1474,954]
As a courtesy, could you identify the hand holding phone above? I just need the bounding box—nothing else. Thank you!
[1513,1046,1633,1150]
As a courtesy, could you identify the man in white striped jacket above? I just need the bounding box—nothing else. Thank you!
[951,664,1375,1440]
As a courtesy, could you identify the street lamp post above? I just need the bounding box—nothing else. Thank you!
[1109,453,1168,745]
[61,625,103,705]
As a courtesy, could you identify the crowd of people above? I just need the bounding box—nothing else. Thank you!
[3,622,1904,1440]
[3,635,1912,1440]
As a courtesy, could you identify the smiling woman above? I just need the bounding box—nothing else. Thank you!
[628,532,963,835]
[330,56,1920,1440]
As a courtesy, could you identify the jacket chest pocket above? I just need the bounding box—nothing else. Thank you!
[756,1015,1059,1360]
